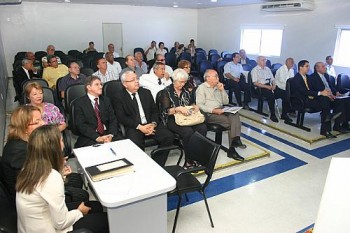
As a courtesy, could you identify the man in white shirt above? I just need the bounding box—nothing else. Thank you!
[105,51,122,80]
[224,52,251,108]
[107,43,120,58]
[135,51,148,73]
[275,57,295,91]
[325,55,337,78]
[139,62,172,100]
[251,56,292,123]
[145,40,157,61]
[92,58,117,83]
[150,54,173,79]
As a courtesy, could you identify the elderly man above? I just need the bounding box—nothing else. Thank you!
[325,55,337,78]
[135,51,148,73]
[42,55,68,88]
[150,54,173,79]
[14,59,39,102]
[107,43,120,58]
[275,58,295,91]
[58,61,87,99]
[139,62,172,100]
[111,71,174,166]
[42,45,62,68]
[92,57,117,83]
[25,51,41,75]
[73,76,123,148]
[239,49,252,65]
[251,56,292,123]
[105,51,122,80]
[196,69,246,161]
[119,55,145,78]
[224,52,251,108]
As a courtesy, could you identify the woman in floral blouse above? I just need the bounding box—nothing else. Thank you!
[25,82,66,132]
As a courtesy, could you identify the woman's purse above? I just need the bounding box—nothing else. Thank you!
[174,106,205,126]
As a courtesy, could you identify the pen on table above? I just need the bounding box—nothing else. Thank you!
[110,148,117,156]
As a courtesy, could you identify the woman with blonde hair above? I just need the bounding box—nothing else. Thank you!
[25,81,66,131]
[16,125,108,233]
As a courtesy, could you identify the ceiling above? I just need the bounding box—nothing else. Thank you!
[20,0,270,9]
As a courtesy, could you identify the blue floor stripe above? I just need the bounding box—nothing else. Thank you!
[242,122,350,159]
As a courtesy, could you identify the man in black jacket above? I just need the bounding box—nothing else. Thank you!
[14,59,39,103]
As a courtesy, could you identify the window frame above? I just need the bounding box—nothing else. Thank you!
[333,26,350,67]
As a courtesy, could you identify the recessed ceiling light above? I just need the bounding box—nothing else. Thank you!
[173,2,178,7]
[211,0,217,2]
[64,0,70,3]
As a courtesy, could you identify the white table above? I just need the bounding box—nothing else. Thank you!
[73,139,176,233]
[313,158,350,233]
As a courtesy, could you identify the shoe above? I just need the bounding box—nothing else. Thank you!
[289,111,297,118]
[242,104,250,110]
[270,114,279,123]
[333,126,350,133]
[227,147,244,161]
[231,138,247,149]
[321,131,337,139]
[325,112,342,122]
[281,114,293,123]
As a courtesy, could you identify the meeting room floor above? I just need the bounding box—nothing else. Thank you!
[4,78,350,233]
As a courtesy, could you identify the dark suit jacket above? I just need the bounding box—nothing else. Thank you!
[74,95,123,147]
[309,72,328,92]
[112,87,159,129]
[14,67,39,98]
[291,73,319,100]
[324,73,338,95]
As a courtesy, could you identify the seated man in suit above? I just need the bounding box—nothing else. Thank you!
[112,71,174,166]
[42,55,69,88]
[14,58,39,103]
[196,69,246,161]
[291,60,340,138]
[251,56,292,123]
[149,54,173,79]
[58,61,87,99]
[310,62,348,133]
[74,75,123,148]
[139,62,172,100]
[224,52,251,108]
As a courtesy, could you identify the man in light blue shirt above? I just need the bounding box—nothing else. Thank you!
[224,52,251,108]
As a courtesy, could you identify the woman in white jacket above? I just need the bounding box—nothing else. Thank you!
[16,125,108,233]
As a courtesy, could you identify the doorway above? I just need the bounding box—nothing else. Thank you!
[102,23,123,57]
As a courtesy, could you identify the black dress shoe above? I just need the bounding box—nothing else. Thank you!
[321,132,337,139]
[270,114,279,123]
[231,139,247,149]
[242,104,250,110]
[227,147,244,161]
[281,114,293,123]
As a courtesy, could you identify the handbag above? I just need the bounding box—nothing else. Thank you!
[174,106,205,126]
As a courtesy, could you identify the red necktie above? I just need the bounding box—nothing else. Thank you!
[94,98,104,135]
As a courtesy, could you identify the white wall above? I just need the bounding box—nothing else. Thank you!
[0,2,198,74]
[197,0,350,74]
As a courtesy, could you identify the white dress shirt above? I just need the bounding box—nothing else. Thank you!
[107,61,122,80]
[275,64,294,90]
[251,65,274,84]
[127,90,147,124]
[139,73,172,100]
[326,64,337,78]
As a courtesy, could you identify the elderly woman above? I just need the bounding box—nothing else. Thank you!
[177,59,197,94]
[159,68,207,168]
[25,82,66,132]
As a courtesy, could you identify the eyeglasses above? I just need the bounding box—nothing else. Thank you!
[157,59,165,62]
[124,78,139,82]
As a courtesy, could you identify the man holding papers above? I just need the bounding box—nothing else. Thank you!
[196,69,246,161]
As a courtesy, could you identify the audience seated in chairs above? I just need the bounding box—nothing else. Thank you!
[92,57,117,84]
[177,59,197,94]
[25,51,42,77]
[14,58,39,103]
[134,51,148,73]
[41,44,62,68]
[83,41,97,54]
[291,60,341,138]
[42,55,69,88]
[158,69,207,168]
[105,43,120,58]
[105,51,122,80]
[25,82,67,132]
[310,62,348,133]
[239,49,252,65]
[16,125,109,233]
[145,40,157,62]
[139,62,172,100]
[73,76,123,148]
[325,55,337,78]
[196,69,246,161]
[58,61,87,100]
[156,41,167,56]
[251,56,293,123]
[120,55,145,78]
[111,71,174,166]
[224,52,251,108]
[150,54,174,79]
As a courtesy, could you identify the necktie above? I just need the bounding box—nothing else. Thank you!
[158,79,162,85]
[94,98,104,135]
[132,93,142,124]
[303,77,310,90]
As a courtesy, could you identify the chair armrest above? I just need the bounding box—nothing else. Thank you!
[151,145,183,165]
[174,166,205,178]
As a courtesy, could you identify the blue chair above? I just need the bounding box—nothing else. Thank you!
[216,60,228,85]
[195,53,207,71]
[337,74,350,93]
[178,52,191,63]
[242,64,252,72]
[165,52,177,69]
[209,54,221,69]
[221,51,230,58]
[266,59,272,68]
[208,49,218,59]
[195,48,206,56]
[248,60,257,68]
[271,63,283,70]
[199,60,213,82]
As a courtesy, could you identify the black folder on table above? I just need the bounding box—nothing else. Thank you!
[86,158,134,182]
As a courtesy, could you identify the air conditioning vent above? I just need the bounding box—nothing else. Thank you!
[261,0,314,12]
[0,0,21,5]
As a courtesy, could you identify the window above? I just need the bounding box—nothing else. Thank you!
[333,28,350,67]
[240,27,283,57]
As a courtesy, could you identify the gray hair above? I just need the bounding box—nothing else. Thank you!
[203,69,218,81]
[120,70,135,83]
[152,62,165,70]
[22,59,32,66]
[172,68,189,82]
